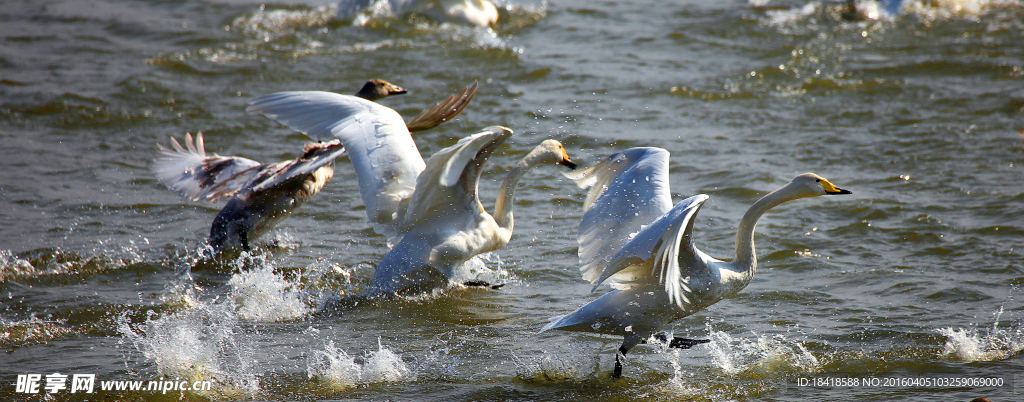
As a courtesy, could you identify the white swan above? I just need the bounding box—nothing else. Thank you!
[337,0,499,27]
[247,89,575,296]
[364,127,576,296]
[245,92,413,243]
[152,132,345,252]
[151,80,474,252]
[541,147,851,377]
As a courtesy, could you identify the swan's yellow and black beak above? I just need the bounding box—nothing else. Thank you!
[559,149,577,170]
[821,178,852,195]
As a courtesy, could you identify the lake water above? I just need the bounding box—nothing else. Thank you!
[2,0,1024,401]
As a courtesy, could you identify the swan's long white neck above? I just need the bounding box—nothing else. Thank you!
[493,150,546,232]
[732,184,806,276]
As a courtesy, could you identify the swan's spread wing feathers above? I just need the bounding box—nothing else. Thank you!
[401,126,512,227]
[595,195,709,304]
[152,133,264,202]
[249,141,346,194]
[653,195,708,308]
[566,148,674,283]
[247,91,425,241]
[405,81,478,132]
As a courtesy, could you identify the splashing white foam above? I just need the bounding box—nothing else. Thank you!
[363,342,411,383]
[0,316,71,346]
[705,328,820,376]
[228,260,310,322]
[117,304,261,395]
[306,341,361,390]
[0,249,34,280]
[306,339,412,389]
[938,307,1024,362]
[231,6,334,36]
[449,252,515,288]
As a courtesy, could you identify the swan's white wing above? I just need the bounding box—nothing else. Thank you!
[565,147,674,283]
[401,126,512,227]
[247,91,425,241]
[595,195,709,309]
[152,133,264,202]
[405,81,478,132]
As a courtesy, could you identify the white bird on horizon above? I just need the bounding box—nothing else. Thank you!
[541,147,852,377]
[247,93,575,296]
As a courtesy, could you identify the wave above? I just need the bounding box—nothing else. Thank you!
[306,338,413,390]
[117,302,262,396]
[938,306,1024,362]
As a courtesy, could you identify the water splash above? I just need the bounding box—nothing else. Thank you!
[938,306,1024,362]
[450,252,515,288]
[764,0,1014,26]
[306,340,361,390]
[512,341,602,382]
[306,338,412,389]
[0,316,71,348]
[0,241,147,281]
[116,253,318,396]
[227,258,310,322]
[705,328,821,376]
[0,249,34,281]
[117,304,261,396]
[230,5,335,36]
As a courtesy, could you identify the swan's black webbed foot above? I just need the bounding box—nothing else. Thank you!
[669,337,709,349]
[612,346,629,378]
[462,280,504,289]
[649,333,710,349]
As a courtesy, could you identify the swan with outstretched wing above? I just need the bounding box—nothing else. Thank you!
[542,147,852,377]
[363,127,576,296]
[245,81,478,244]
[151,79,473,252]
[249,89,575,296]
[152,132,345,251]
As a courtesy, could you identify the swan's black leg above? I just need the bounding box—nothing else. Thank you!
[648,333,709,349]
[669,337,709,349]
[462,280,504,289]
[239,225,251,252]
[613,346,629,378]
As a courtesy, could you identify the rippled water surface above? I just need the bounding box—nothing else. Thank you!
[3,0,1024,401]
